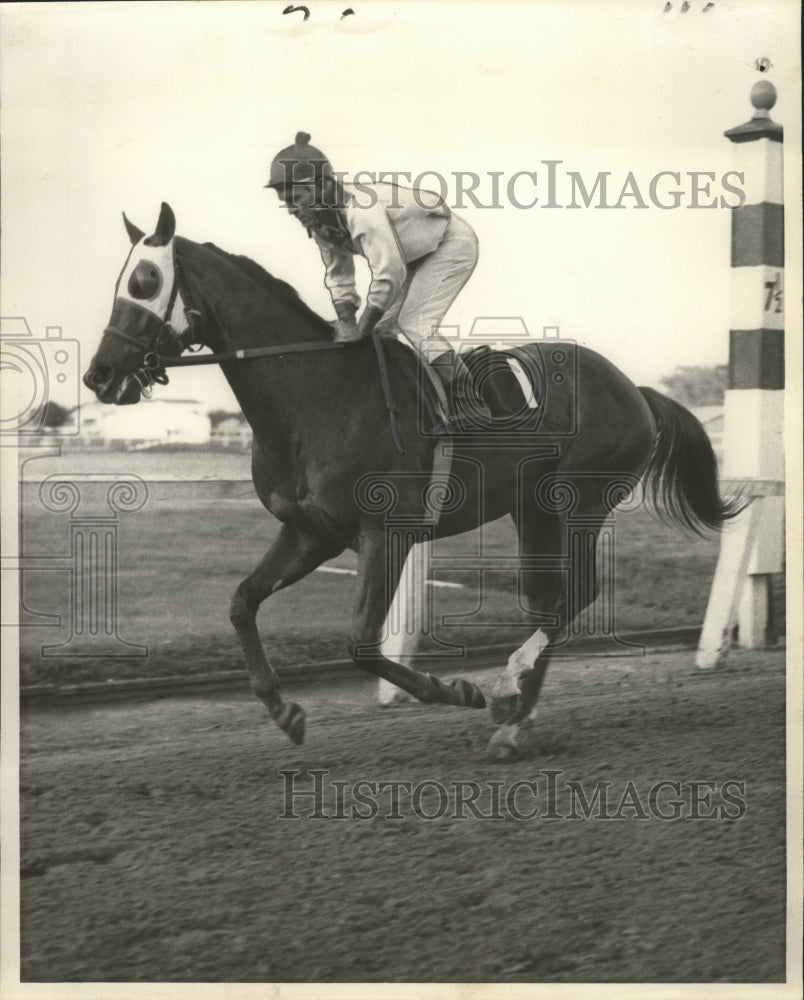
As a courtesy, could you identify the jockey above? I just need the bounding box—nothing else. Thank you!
[265,132,491,429]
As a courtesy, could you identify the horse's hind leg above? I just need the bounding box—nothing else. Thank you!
[488,507,565,756]
[350,526,486,709]
[488,502,607,759]
[230,523,342,744]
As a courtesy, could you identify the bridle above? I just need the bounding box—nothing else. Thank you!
[104,245,206,397]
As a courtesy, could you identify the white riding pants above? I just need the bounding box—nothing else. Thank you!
[375,215,478,360]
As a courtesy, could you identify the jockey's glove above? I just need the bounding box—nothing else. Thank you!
[333,317,361,342]
[333,300,361,342]
[332,302,383,342]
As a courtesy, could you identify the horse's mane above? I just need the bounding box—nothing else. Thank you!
[194,240,334,337]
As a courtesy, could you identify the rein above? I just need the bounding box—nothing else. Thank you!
[159,340,348,367]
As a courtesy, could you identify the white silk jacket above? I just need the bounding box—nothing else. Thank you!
[313,182,451,312]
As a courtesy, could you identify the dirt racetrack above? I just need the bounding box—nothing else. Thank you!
[20,645,786,984]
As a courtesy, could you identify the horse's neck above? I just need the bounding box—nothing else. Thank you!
[178,237,328,354]
[177,238,332,447]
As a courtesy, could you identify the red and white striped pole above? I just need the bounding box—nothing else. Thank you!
[697,80,784,669]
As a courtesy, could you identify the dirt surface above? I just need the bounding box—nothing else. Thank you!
[20,646,786,984]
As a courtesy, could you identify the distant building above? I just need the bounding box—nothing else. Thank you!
[76,398,211,447]
[210,415,252,450]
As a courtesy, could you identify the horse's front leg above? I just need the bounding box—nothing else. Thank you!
[350,526,486,709]
[230,523,342,744]
[377,537,430,706]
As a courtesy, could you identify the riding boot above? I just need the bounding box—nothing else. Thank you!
[430,349,494,433]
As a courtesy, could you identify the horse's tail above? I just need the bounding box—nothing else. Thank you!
[638,387,744,534]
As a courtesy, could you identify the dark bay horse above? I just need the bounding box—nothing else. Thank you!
[84,203,739,758]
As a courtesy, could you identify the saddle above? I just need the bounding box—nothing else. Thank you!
[371,335,545,454]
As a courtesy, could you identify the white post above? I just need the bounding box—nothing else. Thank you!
[697,80,785,669]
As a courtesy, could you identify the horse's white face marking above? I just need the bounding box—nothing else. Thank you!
[492,628,549,700]
[116,238,188,334]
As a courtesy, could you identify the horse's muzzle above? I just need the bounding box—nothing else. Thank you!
[83,364,141,405]
[83,364,111,393]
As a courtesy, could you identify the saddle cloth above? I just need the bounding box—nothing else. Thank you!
[462,344,543,415]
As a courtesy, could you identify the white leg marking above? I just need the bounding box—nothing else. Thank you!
[378,444,453,706]
[492,628,549,700]
[378,541,430,704]
[487,723,521,759]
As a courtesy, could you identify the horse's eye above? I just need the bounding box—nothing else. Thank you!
[128,260,163,300]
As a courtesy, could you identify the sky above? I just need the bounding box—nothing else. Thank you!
[1,0,800,416]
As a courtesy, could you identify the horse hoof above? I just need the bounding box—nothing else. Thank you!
[277,702,306,745]
[450,678,486,709]
[378,688,414,708]
[487,727,520,762]
[490,693,520,724]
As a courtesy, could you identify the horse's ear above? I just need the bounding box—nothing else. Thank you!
[144,202,176,247]
[123,212,145,245]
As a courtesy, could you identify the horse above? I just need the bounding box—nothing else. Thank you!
[83,202,740,759]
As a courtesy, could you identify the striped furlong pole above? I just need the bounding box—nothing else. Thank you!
[696,80,785,669]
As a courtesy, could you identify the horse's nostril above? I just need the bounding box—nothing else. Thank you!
[84,364,111,389]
